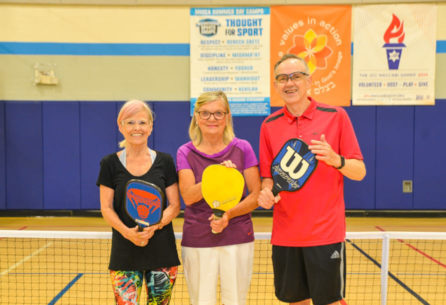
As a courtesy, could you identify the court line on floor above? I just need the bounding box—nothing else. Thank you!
[376,226,446,269]
[346,239,430,305]
[0,242,53,278]
[48,273,84,305]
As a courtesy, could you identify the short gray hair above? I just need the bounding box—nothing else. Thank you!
[273,54,310,75]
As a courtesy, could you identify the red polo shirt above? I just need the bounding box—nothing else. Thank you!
[259,97,363,247]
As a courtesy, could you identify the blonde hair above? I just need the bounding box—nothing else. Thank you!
[117,99,154,148]
[188,91,235,146]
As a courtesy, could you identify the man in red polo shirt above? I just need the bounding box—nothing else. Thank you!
[258,54,366,305]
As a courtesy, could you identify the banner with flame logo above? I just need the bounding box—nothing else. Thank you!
[352,5,437,105]
[270,6,352,107]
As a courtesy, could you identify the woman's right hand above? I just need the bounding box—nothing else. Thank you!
[125,225,155,247]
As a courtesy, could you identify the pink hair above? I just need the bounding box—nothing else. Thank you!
[117,99,153,127]
[117,99,153,148]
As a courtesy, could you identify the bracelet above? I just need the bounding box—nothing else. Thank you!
[335,155,345,170]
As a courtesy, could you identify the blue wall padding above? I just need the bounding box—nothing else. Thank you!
[5,102,44,209]
[80,102,119,209]
[1,100,446,210]
[413,103,446,209]
[0,102,5,209]
[344,106,377,210]
[151,102,190,162]
[376,106,414,209]
[43,102,81,209]
[115,102,124,148]
[233,114,265,158]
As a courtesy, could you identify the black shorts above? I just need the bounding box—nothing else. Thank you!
[272,242,346,305]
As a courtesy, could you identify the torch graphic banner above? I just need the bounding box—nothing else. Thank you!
[352,5,437,105]
[271,6,352,107]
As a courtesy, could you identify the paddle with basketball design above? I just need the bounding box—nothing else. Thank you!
[125,179,164,231]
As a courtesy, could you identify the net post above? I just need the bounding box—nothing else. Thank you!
[381,233,390,305]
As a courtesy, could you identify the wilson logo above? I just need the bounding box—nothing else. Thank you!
[280,146,310,180]
[271,139,318,193]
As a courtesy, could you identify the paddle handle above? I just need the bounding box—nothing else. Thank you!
[211,209,225,234]
[272,184,280,197]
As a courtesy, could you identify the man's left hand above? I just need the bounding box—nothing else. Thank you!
[309,134,342,168]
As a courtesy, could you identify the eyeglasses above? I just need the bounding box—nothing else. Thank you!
[275,71,309,84]
[197,111,227,120]
[122,119,150,128]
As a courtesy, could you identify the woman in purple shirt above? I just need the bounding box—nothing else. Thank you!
[176,91,261,305]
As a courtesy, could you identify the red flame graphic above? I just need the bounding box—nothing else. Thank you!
[383,14,405,44]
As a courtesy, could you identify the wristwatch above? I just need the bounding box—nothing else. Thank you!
[335,155,345,170]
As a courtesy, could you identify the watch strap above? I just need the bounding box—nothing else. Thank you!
[335,155,345,169]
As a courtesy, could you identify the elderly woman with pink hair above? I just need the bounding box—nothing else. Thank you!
[97,99,181,305]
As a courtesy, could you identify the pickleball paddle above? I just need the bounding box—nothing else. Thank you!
[271,138,318,196]
[201,164,245,232]
[125,179,164,231]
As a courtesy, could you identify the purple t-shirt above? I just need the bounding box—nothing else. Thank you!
[176,137,258,247]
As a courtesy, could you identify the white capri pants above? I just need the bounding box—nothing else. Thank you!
[182,242,254,305]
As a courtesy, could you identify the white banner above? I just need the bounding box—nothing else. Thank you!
[190,7,270,116]
[352,4,437,105]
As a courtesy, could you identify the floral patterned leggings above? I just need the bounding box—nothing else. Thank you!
[110,266,178,305]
